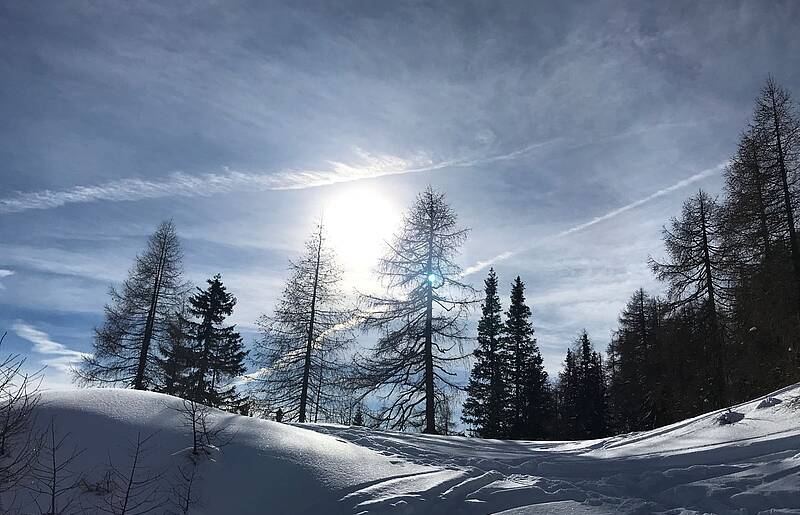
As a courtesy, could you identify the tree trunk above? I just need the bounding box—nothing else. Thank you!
[134,239,166,390]
[423,214,436,434]
[699,196,725,406]
[750,144,772,259]
[299,227,322,423]
[770,90,800,315]
[313,348,324,423]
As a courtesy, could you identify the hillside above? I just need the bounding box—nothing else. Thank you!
[11,384,800,514]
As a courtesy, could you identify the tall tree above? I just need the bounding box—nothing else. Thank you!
[606,289,671,432]
[184,274,248,409]
[503,276,550,439]
[157,305,195,400]
[76,221,187,390]
[751,77,800,312]
[556,349,579,438]
[558,332,606,439]
[575,331,607,438]
[603,80,800,431]
[253,223,353,423]
[650,190,728,408]
[354,187,475,434]
[722,132,784,267]
[0,332,42,506]
[462,269,509,438]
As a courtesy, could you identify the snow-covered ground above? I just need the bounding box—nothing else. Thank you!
[12,383,800,514]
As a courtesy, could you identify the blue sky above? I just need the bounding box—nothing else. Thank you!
[1,1,799,389]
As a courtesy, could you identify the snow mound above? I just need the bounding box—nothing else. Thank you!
[12,383,800,514]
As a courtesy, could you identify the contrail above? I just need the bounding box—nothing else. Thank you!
[0,140,560,214]
[461,162,726,277]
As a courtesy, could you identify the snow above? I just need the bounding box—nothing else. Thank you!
[12,383,800,514]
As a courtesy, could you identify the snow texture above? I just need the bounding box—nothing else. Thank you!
[13,383,800,514]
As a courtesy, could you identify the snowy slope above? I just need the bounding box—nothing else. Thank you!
[12,384,800,514]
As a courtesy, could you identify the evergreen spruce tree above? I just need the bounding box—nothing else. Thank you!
[556,349,579,438]
[184,274,248,409]
[606,289,670,433]
[158,306,195,399]
[504,277,550,439]
[576,331,606,438]
[462,269,509,438]
[558,332,606,439]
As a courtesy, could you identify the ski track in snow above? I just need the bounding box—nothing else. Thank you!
[13,384,800,515]
[304,384,800,514]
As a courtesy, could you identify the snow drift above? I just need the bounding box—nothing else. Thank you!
[10,383,800,514]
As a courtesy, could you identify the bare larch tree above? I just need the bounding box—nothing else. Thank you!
[76,221,187,390]
[722,131,785,268]
[355,187,475,434]
[650,190,728,407]
[0,331,42,511]
[751,77,800,313]
[253,222,354,423]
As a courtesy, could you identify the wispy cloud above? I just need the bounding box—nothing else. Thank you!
[0,140,561,214]
[12,321,91,373]
[0,269,12,289]
[462,162,726,276]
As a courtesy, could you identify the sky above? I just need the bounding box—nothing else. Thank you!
[1,0,799,390]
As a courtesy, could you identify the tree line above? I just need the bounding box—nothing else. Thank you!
[464,77,800,439]
[74,187,475,434]
[461,270,607,439]
[74,77,799,439]
[605,76,800,434]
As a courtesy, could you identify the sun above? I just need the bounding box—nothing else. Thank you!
[323,185,401,274]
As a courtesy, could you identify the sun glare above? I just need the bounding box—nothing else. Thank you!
[323,186,401,274]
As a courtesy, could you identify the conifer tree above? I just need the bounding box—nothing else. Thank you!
[556,349,579,438]
[650,190,728,408]
[184,274,248,409]
[603,79,800,431]
[576,331,606,438]
[157,307,195,399]
[720,77,800,394]
[722,131,783,267]
[254,223,354,423]
[558,332,606,439]
[503,276,550,439]
[76,221,187,390]
[751,77,800,313]
[462,269,509,438]
[606,289,670,432]
[354,187,475,433]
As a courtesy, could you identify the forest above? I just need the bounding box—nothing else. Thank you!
[65,77,800,440]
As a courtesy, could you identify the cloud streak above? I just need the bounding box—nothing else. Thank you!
[0,269,12,289]
[462,162,726,276]
[0,139,562,214]
[12,321,91,373]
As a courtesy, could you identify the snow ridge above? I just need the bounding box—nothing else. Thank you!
[13,384,800,514]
